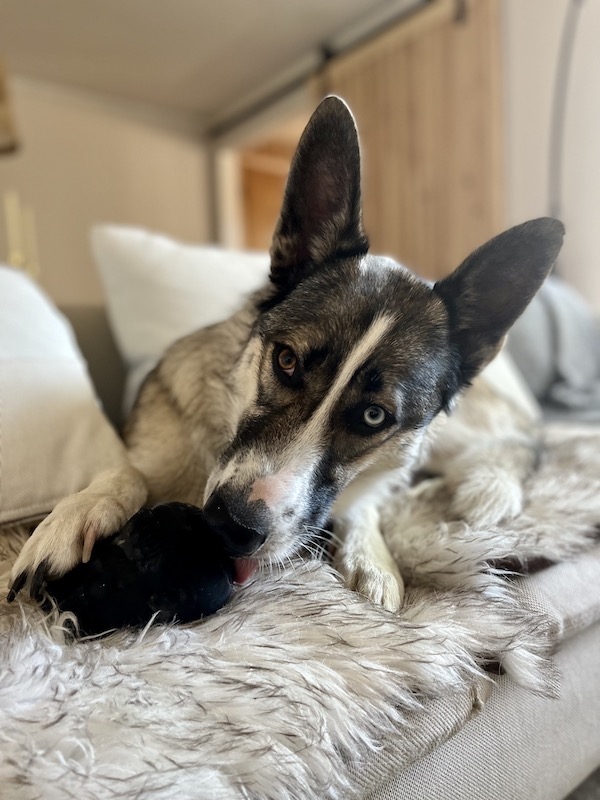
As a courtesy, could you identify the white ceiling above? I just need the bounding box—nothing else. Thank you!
[0,0,408,125]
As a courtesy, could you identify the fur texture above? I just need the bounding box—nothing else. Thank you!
[1,425,599,800]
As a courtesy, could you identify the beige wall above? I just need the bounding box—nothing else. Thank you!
[0,77,210,306]
[503,0,600,307]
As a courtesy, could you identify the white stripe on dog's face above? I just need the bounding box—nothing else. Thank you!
[292,313,394,459]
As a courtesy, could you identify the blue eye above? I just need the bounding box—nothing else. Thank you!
[344,403,394,436]
[363,405,386,427]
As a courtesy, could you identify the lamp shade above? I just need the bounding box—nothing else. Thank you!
[0,64,18,154]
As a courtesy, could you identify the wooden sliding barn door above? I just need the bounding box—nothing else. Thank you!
[317,0,502,280]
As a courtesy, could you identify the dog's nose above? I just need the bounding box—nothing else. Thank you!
[203,492,267,557]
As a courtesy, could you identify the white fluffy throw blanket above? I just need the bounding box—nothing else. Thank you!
[1,426,599,800]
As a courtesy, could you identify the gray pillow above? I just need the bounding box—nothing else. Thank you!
[507,275,600,410]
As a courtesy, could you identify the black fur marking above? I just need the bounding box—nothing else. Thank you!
[257,263,317,313]
[363,368,383,393]
[309,456,344,525]
[257,245,369,315]
[233,412,278,445]
[440,367,462,413]
[303,346,332,373]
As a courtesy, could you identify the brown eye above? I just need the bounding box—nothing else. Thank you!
[276,346,297,377]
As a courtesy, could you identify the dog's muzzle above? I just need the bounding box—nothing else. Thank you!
[203,491,267,557]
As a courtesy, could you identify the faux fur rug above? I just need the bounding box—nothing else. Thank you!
[1,425,600,800]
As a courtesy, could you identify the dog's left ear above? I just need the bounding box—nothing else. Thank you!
[269,96,369,291]
[434,218,565,385]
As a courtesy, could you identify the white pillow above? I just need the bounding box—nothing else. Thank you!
[91,226,270,413]
[0,266,126,526]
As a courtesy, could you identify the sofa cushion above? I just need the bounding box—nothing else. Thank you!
[0,266,126,526]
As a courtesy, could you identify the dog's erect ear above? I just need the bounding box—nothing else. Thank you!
[434,218,565,385]
[269,96,369,290]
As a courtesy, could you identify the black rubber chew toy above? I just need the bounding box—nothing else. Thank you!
[44,502,235,636]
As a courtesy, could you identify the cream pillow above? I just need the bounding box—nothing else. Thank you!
[91,226,270,412]
[0,266,126,526]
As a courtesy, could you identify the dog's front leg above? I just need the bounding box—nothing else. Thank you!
[424,380,541,529]
[332,468,406,613]
[442,436,540,528]
[334,513,405,612]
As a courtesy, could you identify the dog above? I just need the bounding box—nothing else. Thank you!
[8,96,564,613]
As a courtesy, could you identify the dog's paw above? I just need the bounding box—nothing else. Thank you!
[8,492,131,601]
[343,562,405,612]
[335,548,405,612]
[450,466,523,528]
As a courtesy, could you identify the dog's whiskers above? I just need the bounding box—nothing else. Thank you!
[300,526,336,561]
[303,524,343,548]
[300,538,325,557]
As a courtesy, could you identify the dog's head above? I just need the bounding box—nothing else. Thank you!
[203,96,564,568]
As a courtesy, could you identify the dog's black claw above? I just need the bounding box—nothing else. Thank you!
[30,562,49,601]
[6,571,27,603]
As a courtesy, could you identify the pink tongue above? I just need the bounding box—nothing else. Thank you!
[234,558,259,585]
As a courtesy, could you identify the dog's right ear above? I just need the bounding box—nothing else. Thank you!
[434,217,565,386]
[269,96,369,292]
